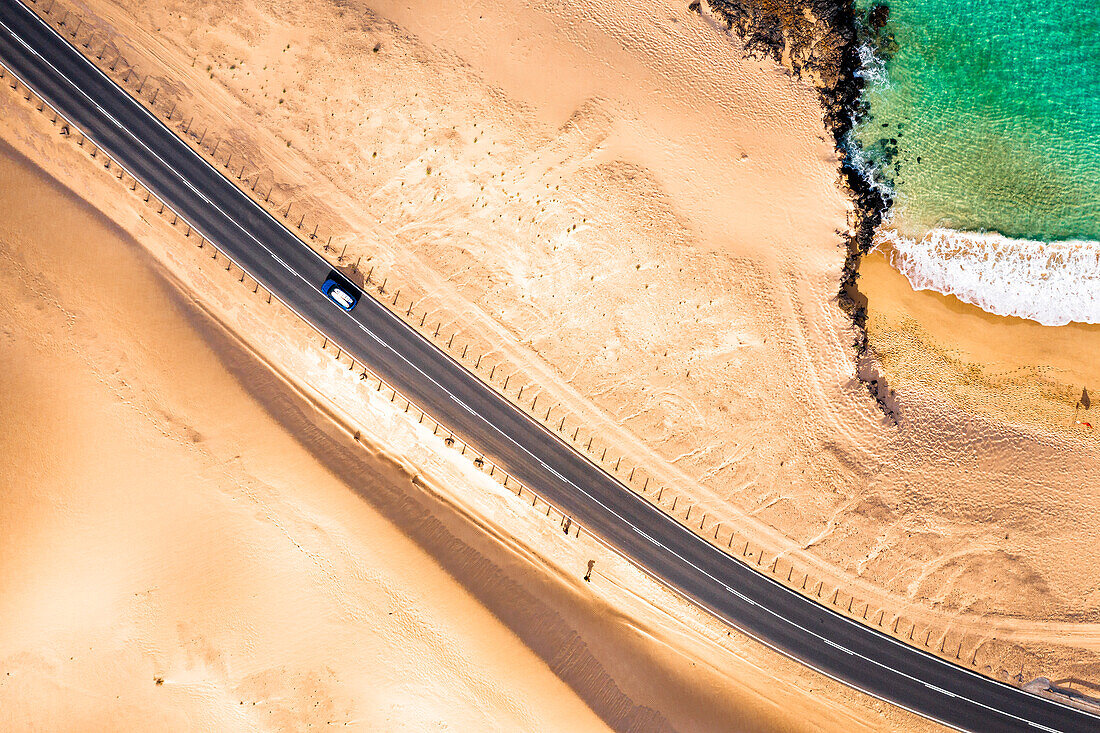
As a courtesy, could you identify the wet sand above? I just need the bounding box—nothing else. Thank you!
[864,247,1100,432]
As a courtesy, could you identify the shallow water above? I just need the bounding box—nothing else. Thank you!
[854,0,1100,324]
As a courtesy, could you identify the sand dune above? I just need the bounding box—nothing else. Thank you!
[0,134,931,730]
[4,0,1098,724]
[46,0,1096,682]
[0,142,612,731]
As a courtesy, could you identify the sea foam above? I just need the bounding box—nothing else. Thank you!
[876,227,1100,326]
[854,42,889,89]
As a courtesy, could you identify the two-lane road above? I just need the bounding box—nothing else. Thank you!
[1,2,1095,730]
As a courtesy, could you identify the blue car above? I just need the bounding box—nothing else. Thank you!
[321,271,360,311]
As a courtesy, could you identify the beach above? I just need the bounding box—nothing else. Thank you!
[852,0,1099,326]
[2,0,1099,725]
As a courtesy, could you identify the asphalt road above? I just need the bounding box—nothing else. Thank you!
[2,2,1096,730]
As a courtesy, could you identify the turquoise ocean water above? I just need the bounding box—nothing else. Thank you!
[852,0,1100,324]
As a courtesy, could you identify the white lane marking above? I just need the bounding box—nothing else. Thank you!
[333,303,1060,727]
[449,394,476,415]
[923,682,959,699]
[824,638,854,654]
[1,14,268,267]
[6,10,1093,731]
[0,20,1068,731]
[360,325,386,346]
[632,526,662,548]
[729,588,757,606]
[542,465,568,483]
[1028,723,1060,733]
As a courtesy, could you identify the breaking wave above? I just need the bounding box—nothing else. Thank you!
[854,42,889,89]
[876,227,1100,326]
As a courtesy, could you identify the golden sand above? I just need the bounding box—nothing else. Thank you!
[863,248,1100,432]
[6,0,1098,720]
[0,141,614,731]
[55,0,1094,681]
[0,127,932,731]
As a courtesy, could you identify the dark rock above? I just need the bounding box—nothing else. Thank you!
[701,0,895,418]
[868,4,890,30]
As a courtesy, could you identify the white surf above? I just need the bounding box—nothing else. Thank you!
[876,226,1100,326]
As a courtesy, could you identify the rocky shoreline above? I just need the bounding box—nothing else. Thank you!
[693,0,897,417]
